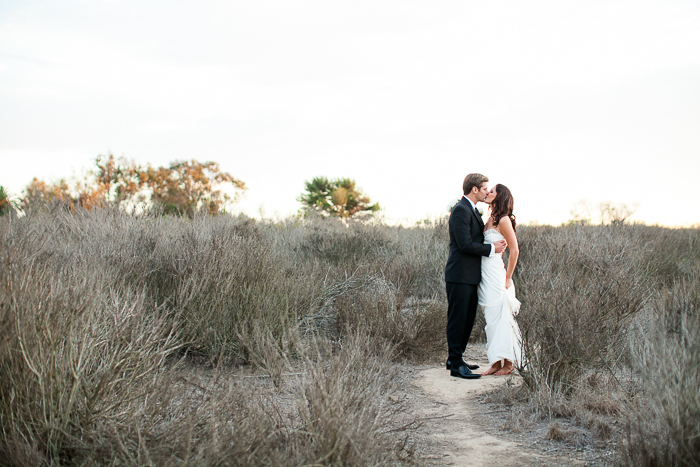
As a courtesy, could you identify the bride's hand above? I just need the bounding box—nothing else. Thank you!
[505,278,514,289]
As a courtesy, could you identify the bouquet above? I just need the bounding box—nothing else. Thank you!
[446,198,460,213]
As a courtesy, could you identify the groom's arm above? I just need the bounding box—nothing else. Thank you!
[451,205,491,257]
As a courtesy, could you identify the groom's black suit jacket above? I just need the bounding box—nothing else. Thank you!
[445,197,492,284]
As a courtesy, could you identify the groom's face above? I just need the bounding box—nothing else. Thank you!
[475,182,489,202]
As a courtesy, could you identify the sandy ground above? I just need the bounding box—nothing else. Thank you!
[409,346,585,467]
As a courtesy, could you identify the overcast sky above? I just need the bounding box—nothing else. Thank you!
[2,0,699,225]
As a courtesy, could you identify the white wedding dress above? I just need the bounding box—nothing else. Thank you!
[478,229,523,367]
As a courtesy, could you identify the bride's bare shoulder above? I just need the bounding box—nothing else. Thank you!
[498,216,515,234]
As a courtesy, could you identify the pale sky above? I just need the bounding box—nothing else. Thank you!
[2,0,699,225]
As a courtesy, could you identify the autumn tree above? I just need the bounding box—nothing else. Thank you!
[18,155,140,212]
[20,155,246,217]
[140,160,246,216]
[298,176,380,218]
[91,154,143,206]
[21,178,77,211]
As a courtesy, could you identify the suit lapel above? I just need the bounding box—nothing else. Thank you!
[475,208,484,227]
[464,198,483,227]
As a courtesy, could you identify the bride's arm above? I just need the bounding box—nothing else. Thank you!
[499,217,519,289]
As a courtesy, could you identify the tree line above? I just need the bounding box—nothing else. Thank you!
[0,155,380,219]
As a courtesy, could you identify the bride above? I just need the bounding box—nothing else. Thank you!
[478,184,522,376]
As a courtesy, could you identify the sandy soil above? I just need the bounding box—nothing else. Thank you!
[408,346,585,467]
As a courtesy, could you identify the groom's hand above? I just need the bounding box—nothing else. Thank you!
[494,240,507,253]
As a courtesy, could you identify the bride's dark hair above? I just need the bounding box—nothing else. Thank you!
[490,184,516,232]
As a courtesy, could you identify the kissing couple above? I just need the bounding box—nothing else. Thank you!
[445,173,523,379]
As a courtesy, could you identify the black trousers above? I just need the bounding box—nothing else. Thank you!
[445,282,478,366]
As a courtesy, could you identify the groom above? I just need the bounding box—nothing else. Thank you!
[445,173,507,379]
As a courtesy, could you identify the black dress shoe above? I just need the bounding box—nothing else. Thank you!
[450,365,481,379]
[446,360,479,371]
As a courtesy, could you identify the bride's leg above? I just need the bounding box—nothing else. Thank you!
[481,360,502,376]
[495,359,515,375]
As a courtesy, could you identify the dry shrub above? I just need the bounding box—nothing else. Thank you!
[10,209,326,361]
[576,378,621,416]
[0,213,181,465]
[100,213,323,361]
[546,421,576,442]
[578,412,613,440]
[621,272,700,467]
[0,331,415,466]
[515,225,651,393]
[294,217,397,265]
[638,224,700,285]
[376,218,449,300]
[500,407,532,433]
[289,216,448,302]
[0,209,422,465]
[294,331,416,465]
[290,216,450,360]
[2,208,452,368]
[483,225,699,460]
[89,331,415,467]
[327,275,445,361]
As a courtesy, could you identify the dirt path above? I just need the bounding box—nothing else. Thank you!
[409,345,583,467]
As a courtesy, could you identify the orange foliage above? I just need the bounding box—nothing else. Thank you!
[141,160,245,216]
[21,155,246,216]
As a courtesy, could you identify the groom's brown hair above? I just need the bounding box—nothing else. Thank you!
[463,173,489,195]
